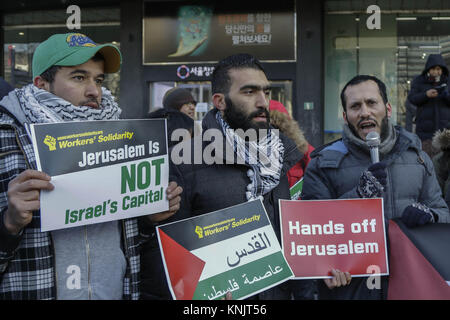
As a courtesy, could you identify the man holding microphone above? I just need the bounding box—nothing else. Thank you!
[302,75,449,299]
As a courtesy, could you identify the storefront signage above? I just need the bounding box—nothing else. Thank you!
[143,1,296,64]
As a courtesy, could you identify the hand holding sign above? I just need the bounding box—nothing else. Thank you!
[324,269,352,289]
[148,181,183,223]
[4,169,54,234]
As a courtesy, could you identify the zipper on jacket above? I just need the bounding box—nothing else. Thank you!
[387,166,396,218]
[417,154,432,176]
[85,226,92,299]
[121,220,129,299]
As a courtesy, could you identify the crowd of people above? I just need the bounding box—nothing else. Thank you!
[0,32,449,300]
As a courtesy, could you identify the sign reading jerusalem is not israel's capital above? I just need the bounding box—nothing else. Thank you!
[157,199,293,300]
[30,119,168,232]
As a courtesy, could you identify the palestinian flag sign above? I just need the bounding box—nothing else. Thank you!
[388,220,450,299]
[156,199,293,300]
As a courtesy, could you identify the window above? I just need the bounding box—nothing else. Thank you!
[3,7,121,98]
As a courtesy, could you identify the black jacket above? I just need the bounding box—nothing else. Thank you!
[147,107,194,148]
[140,108,305,300]
[408,54,450,140]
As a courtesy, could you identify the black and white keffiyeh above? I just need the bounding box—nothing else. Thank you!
[216,111,284,201]
[16,83,121,123]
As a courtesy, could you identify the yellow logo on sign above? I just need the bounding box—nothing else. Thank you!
[44,135,57,151]
[195,226,203,239]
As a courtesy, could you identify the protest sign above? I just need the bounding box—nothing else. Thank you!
[289,178,303,200]
[279,198,388,279]
[30,119,168,231]
[157,199,293,300]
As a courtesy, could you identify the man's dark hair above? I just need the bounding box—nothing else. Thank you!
[340,75,388,111]
[39,52,105,83]
[211,53,266,95]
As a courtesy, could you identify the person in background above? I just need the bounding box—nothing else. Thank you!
[408,53,450,158]
[162,87,197,120]
[0,77,14,100]
[148,103,194,148]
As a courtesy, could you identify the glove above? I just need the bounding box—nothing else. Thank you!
[401,202,435,228]
[357,162,387,198]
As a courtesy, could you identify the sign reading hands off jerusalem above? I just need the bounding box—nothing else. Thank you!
[279,198,389,279]
[30,119,168,232]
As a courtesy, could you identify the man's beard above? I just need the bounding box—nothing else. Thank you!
[223,96,270,131]
[347,114,390,142]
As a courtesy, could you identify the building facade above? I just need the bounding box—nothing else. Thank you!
[2,0,450,147]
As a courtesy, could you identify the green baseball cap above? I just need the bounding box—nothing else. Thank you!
[32,33,122,78]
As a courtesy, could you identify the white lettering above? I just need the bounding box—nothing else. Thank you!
[66,5,81,30]
[66,265,81,289]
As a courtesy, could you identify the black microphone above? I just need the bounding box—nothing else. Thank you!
[366,131,380,164]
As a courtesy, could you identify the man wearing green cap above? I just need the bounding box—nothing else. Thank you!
[0,33,182,300]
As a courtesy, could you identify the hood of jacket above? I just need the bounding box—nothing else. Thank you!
[432,128,450,151]
[148,107,194,148]
[148,107,190,119]
[423,54,449,76]
[269,109,310,154]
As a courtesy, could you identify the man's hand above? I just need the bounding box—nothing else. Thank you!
[426,89,438,98]
[323,269,351,290]
[4,170,54,235]
[401,202,435,228]
[148,181,183,223]
[357,162,387,198]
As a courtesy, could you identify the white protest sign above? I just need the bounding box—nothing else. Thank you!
[30,119,168,231]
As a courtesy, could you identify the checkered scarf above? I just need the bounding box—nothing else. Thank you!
[16,83,121,123]
[216,111,284,201]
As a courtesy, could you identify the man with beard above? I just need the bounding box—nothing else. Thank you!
[408,54,450,158]
[140,53,316,300]
[302,75,449,300]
